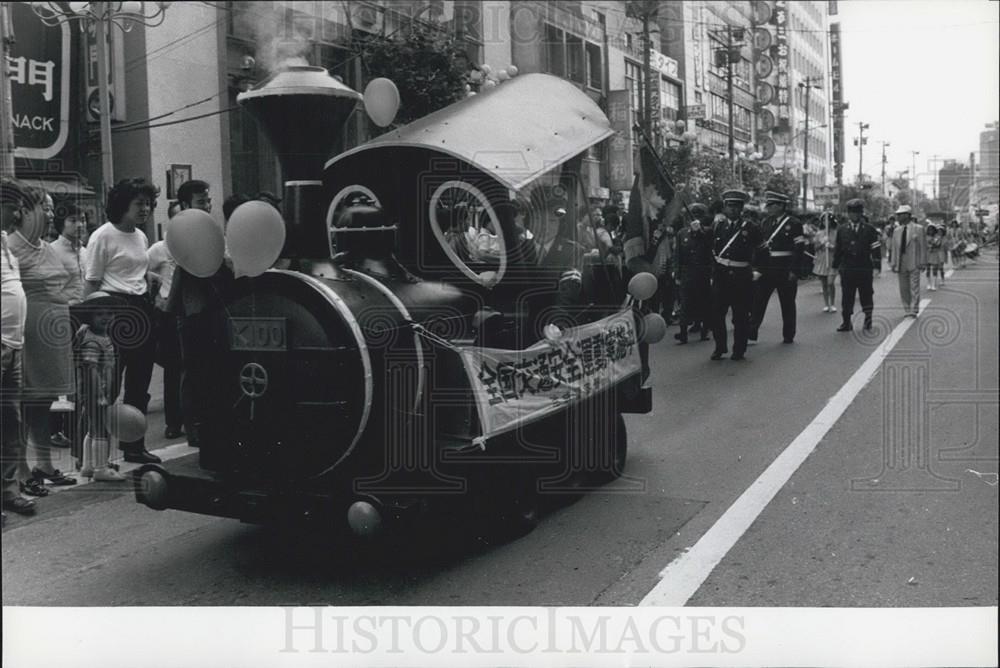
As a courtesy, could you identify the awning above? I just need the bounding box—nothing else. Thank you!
[325,73,614,192]
[20,178,96,198]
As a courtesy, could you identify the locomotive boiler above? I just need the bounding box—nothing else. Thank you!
[134,66,659,538]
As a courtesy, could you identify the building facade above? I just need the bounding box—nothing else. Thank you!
[976,121,999,207]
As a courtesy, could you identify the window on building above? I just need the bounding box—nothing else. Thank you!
[660,78,680,120]
[566,33,584,84]
[586,41,602,90]
[711,92,728,122]
[545,24,565,77]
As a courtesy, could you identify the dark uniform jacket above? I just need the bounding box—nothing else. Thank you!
[832,221,882,271]
[754,214,805,271]
[675,226,714,276]
[713,216,762,266]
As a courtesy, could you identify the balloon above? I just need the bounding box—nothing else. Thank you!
[466,91,477,97]
[469,70,482,82]
[506,65,518,77]
[674,120,686,133]
[641,313,668,344]
[497,70,510,81]
[363,77,400,128]
[682,131,698,141]
[226,200,286,278]
[107,403,147,442]
[165,209,225,278]
[483,79,497,89]
[627,272,658,301]
[481,64,492,75]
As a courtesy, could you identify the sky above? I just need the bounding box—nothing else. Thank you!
[836,0,999,195]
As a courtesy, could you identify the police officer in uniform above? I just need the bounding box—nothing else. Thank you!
[674,203,713,343]
[710,190,762,361]
[750,191,807,344]
[833,198,881,331]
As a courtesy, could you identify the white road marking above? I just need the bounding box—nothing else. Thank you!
[640,295,934,606]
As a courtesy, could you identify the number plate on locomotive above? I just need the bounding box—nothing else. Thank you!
[229,318,287,351]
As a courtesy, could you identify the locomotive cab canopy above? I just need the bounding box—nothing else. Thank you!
[323,74,615,292]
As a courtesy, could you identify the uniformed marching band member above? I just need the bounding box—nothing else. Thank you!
[833,198,881,331]
[749,191,807,344]
[709,190,762,361]
[673,202,714,344]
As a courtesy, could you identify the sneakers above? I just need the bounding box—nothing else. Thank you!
[823,306,831,313]
[830,306,838,313]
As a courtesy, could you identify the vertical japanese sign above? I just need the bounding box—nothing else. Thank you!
[8,3,70,159]
[607,90,634,191]
[771,0,789,125]
[829,22,845,172]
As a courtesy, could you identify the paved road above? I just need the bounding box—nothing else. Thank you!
[3,254,997,608]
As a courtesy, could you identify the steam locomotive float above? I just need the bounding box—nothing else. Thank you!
[134,67,662,538]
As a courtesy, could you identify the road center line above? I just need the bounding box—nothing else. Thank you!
[640,291,936,607]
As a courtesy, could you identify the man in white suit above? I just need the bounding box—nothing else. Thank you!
[889,205,926,317]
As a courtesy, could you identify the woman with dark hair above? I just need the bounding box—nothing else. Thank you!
[84,177,161,464]
[812,212,839,312]
[4,178,78,494]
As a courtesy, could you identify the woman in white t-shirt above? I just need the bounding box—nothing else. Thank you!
[84,178,161,465]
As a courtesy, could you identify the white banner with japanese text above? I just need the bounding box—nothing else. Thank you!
[457,310,640,440]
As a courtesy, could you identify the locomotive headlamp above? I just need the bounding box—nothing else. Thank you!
[347,501,383,537]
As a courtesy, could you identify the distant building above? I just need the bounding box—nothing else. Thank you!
[976,121,999,206]
[937,160,971,212]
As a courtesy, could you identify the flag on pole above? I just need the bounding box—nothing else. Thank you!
[623,141,676,271]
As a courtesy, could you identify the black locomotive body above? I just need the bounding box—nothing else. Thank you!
[134,68,655,536]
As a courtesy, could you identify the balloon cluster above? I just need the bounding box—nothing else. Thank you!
[166,201,286,280]
[467,64,518,97]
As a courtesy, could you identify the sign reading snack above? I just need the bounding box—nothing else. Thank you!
[458,310,641,439]
[8,3,70,159]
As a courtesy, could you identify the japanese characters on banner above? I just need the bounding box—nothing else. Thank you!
[607,90,634,192]
[829,23,845,170]
[8,3,71,159]
[457,310,641,440]
[771,0,790,125]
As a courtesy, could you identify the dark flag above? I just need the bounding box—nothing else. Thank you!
[623,141,677,273]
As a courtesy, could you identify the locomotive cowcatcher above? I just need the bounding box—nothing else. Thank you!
[134,66,660,538]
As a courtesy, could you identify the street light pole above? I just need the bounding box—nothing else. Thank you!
[94,2,115,200]
[799,76,820,210]
[854,121,869,183]
[879,140,890,196]
[910,150,920,196]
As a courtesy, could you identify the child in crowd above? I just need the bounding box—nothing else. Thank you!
[925,224,946,291]
[76,292,126,482]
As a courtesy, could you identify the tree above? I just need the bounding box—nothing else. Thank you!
[358,24,471,129]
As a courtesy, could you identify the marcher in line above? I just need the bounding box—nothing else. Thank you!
[709,190,761,361]
[833,199,881,331]
[750,191,806,344]
[925,223,946,291]
[888,204,926,318]
[811,211,839,313]
[673,203,713,344]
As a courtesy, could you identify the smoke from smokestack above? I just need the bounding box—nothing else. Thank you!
[252,5,315,73]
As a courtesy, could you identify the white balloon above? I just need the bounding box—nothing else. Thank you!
[627,272,658,301]
[641,313,668,344]
[483,79,497,89]
[226,201,286,278]
[481,64,492,75]
[166,209,225,278]
[497,70,510,81]
[363,77,401,128]
[506,65,518,77]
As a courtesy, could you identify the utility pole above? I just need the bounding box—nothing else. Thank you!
[799,76,820,210]
[910,150,920,196]
[726,25,735,165]
[930,153,941,201]
[627,1,657,137]
[853,121,869,184]
[0,2,16,178]
[879,141,890,196]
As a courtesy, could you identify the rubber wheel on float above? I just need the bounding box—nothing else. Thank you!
[482,463,540,542]
[596,413,628,483]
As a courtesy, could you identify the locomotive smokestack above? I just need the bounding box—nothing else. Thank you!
[237,65,362,258]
